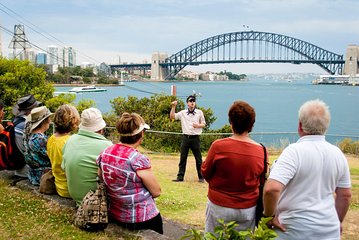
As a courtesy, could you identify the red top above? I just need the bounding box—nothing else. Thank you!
[201,138,266,209]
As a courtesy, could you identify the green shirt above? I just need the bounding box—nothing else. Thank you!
[61,129,112,205]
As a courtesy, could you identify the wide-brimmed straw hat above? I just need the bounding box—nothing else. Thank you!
[79,108,106,132]
[30,106,53,132]
[12,94,41,116]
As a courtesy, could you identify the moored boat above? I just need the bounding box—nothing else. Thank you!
[69,85,107,93]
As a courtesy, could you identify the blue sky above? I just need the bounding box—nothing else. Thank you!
[0,0,358,74]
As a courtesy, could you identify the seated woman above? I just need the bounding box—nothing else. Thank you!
[47,104,80,198]
[97,112,163,234]
[201,100,267,233]
[23,106,53,185]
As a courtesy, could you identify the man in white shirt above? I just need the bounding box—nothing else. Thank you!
[170,95,206,182]
[263,99,352,240]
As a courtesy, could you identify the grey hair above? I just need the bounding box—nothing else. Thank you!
[298,99,330,135]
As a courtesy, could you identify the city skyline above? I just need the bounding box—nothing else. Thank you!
[0,0,358,74]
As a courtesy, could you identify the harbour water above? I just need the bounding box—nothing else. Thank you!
[56,78,359,145]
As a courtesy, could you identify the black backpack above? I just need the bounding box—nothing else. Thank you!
[0,118,26,170]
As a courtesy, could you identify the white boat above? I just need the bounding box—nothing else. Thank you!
[68,85,107,93]
[312,75,350,85]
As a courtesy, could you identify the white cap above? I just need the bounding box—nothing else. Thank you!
[119,123,150,136]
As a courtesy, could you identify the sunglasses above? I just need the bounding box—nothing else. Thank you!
[188,99,196,102]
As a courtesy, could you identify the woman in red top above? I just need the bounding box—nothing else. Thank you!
[201,100,266,233]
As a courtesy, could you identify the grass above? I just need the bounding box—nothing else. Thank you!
[0,180,129,240]
[0,150,358,239]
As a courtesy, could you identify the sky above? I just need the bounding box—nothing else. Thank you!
[0,0,358,74]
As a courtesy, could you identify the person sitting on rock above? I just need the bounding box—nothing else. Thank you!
[61,108,112,205]
[23,106,53,185]
[97,112,163,234]
[47,104,80,198]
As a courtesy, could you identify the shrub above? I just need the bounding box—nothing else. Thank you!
[181,217,277,240]
[338,138,359,155]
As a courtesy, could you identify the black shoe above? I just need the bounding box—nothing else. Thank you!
[172,179,184,182]
[198,178,205,183]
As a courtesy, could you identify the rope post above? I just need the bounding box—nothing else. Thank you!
[171,85,176,96]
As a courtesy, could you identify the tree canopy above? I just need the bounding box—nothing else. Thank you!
[0,58,54,119]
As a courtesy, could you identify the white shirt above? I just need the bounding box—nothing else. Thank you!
[269,135,351,240]
[174,109,206,135]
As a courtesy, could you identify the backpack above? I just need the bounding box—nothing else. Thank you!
[0,118,26,170]
[74,180,108,231]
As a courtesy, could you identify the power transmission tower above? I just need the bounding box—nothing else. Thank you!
[8,24,31,60]
[0,19,2,57]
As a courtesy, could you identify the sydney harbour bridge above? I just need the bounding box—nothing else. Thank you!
[110,31,359,81]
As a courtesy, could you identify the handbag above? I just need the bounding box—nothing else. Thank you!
[255,143,268,226]
[74,177,108,231]
[39,169,56,195]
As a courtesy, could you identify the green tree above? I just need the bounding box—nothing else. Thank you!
[0,58,54,119]
[46,93,76,112]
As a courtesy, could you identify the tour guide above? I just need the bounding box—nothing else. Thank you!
[170,95,206,182]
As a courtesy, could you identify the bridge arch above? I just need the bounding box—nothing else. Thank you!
[163,31,344,79]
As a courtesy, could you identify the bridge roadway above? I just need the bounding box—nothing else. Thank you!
[111,59,347,68]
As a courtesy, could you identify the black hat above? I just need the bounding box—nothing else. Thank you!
[186,95,196,102]
[12,94,41,116]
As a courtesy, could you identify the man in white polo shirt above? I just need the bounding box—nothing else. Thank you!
[263,99,352,239]
[170,95,206,182]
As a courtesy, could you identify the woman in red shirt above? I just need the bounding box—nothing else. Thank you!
[201,100,266,233]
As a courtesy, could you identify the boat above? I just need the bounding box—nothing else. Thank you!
[312,75,350,85]
[312,74,359,86]
[68,85,107,93]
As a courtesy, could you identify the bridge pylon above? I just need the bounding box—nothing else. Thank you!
[151,52,168,81]
[343,45,359,76]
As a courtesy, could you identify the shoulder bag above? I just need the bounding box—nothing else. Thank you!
[74,159,108,231]
[255,143,268,226]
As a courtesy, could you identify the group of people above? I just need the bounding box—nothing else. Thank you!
[1,94,162,234]
[0,93,352,238]
[170,95,351,239]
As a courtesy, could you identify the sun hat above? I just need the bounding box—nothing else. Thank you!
[79,108,106,132]
[12,94,42,116]
[29,106,53,132]
[119,123,150,137]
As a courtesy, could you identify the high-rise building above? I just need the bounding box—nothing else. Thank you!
[26,49,36,63]
[36,52,47,64]
[47,45,59,65]
[62,46,76,67]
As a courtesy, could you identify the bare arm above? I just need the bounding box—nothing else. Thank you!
[170,101,177,120]
[137,168,161,198]
[263,179,286,231]
[335,187,352,223]
[263,179,284,216]
[193,122,205,128]
[193,111,206,128]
